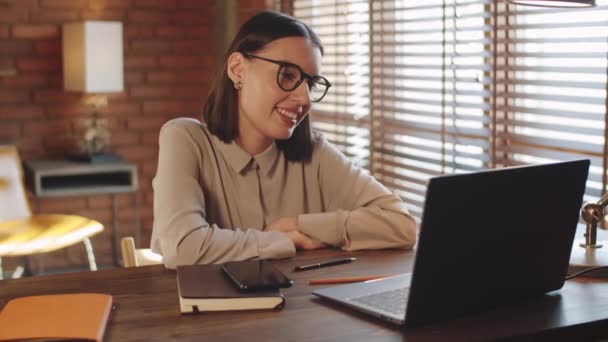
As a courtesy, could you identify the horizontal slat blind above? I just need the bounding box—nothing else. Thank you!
[494,1,608,201]
[370,0,492,218]
[287,0,608,218]
[294,0,371,168]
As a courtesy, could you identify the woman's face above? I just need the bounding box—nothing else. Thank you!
[231,36,322,153]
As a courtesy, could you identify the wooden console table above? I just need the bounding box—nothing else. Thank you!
[23,159,140,266]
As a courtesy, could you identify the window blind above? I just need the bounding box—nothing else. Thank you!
[294,0,371,169]
[285,0,608,218]
[369,0,492,217]
[494,1,608,202]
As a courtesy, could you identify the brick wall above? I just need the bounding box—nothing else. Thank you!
[0,0,269,272]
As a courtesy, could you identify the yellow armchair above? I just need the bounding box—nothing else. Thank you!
[0,145,103,279]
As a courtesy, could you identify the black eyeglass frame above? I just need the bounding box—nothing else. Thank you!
[243,52,332,102]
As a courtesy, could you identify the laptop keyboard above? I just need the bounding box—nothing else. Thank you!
[350,287,409,315]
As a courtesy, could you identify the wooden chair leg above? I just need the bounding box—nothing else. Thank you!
[0,257,25,280]
[11,265,24,278]
[83,238,98,271]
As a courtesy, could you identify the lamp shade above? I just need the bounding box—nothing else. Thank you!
[507,0,596,7]
[62,21,124,93]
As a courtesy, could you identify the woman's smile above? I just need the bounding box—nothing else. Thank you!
[275,107,299,126]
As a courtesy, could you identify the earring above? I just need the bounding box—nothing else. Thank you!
[234,81,242,90]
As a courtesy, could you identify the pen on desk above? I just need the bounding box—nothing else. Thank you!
[308,275,394,285]
[293,257,357,272]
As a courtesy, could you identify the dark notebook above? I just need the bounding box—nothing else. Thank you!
[176,264,285,314]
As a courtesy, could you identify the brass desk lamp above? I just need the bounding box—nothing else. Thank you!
[570,193,608,274]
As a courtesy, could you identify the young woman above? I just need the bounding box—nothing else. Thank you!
[151,11,417,268]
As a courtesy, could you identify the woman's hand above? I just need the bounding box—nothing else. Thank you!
[286,230,328,250]
[266,217,328,250]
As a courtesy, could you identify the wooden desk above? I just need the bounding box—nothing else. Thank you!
[2,249,608,341]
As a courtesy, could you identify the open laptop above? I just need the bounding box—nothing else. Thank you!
[313,160,590,328]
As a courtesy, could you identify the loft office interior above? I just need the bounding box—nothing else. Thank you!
[2,0,606,274]
[1,0,608,335]
[0,0,608,340]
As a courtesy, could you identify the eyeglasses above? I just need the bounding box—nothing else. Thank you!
[244,53,332,102]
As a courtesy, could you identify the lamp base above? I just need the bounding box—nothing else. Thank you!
[68,152,122,164]
[568,240,608,277]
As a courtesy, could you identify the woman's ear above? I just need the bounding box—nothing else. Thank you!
[227,52,246,85]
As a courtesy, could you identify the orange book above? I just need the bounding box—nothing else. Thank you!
[0,293,112,342]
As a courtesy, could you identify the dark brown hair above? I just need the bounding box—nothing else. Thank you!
[202,11,324,162]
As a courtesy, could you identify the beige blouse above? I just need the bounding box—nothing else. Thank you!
[151,118,417,268]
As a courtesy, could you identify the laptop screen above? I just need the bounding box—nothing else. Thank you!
[404,160,589,328]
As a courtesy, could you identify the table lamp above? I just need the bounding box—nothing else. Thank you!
[62,21,124,163]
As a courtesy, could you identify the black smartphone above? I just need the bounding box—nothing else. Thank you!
[221,260,293,292]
